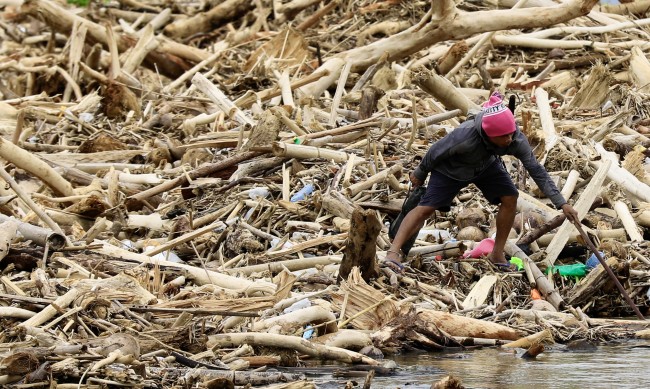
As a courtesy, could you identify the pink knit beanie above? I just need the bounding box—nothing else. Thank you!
[481,92,516,137]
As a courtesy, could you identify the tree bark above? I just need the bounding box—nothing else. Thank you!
[417,308,522,341]
[339,209,382,282]
[163,0,255,39]
[358,86,383,120]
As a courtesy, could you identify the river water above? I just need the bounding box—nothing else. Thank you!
[307,340,650,388]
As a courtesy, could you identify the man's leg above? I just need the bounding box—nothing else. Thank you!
[490,195,517,264]
[385,205,436,264]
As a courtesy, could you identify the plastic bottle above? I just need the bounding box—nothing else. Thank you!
[248,187,270,200]
[270,238,294,250]
[283,298,311,314]
[290,184,314,202]
[302,325,315,339]
[417,228,451,241]
[585,252,604,271]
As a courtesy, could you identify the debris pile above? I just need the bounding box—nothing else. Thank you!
[0,0,650,387]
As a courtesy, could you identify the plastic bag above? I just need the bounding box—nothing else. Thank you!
[545,263,586,278]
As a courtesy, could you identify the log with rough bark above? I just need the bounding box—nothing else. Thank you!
[338,208,382,282]
[320,190,358,219]
[416,308,522,341]
[163,0,255,39]
[207,332,380,365]
[411,66,480,114]
[372,305,462,350]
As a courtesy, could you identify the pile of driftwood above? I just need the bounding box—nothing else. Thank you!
[1,0,650,387]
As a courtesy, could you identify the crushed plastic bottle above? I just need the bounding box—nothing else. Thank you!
[303,325,315,339]
[248,187,270,200]
[283,298,311,314]
[417,228,451,241]
[290,184,314,202]
[270,238,294,250]
[586,252,604,271]
[79,112,94,122]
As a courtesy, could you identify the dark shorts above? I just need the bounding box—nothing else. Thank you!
[419,160,518,211]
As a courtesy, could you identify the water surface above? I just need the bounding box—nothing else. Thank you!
[307,341,650,388]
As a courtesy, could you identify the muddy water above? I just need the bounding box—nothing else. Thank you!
[307,341,650,388]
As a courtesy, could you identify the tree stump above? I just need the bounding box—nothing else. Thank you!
[338,209,382,282]
[358,86,383,120]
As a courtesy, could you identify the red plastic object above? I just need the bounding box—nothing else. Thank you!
[531,289,542,300]
[462,238,495,258]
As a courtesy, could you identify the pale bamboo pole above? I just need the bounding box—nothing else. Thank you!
[329,60,352,126]
[534,88,559,163]
[18,288,82,328]
[613,201,644,242]
[560,170,581,201]
[192,72,254,126]
[345,164,402,197]
[272,142,353,163]
[544,160,611,267]
[0,167,67,238]
[594,142,650,203]
[0,139,74,197]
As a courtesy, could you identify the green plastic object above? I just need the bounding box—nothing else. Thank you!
[509,257,524,271]
[545,263,587,278]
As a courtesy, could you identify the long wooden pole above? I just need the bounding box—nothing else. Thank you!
[572,220,645,320]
